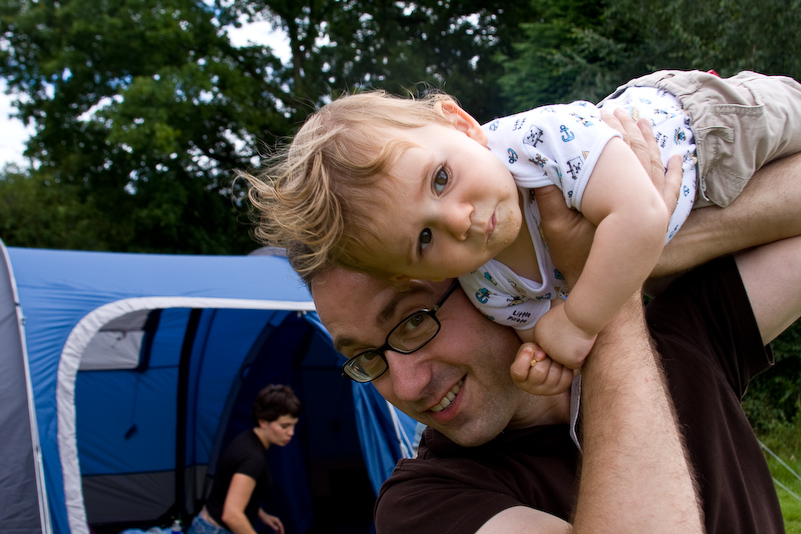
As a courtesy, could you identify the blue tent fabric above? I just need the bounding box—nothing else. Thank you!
[1,244,421,534]
[352,385,403,493]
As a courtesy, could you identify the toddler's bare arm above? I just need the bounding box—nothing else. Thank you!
[529,136,673,367]
[558,138,670,336]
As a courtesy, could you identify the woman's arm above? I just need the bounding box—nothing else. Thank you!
[221,473,259,534]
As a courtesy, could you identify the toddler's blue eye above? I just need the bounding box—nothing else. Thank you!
[433,168,449,194]
[419,228,432,251]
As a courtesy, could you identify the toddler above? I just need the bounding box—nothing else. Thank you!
[247,70,801,396]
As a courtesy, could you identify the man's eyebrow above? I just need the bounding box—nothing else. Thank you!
[333,337,357,355]
[378,285,428,323]
[333,285,430,354]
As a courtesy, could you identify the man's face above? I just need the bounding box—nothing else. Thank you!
[313,268,568,447]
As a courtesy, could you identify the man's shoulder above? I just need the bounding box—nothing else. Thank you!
[379,427,495,490]
[374,425,578,534]
[380,424,578,499]
[374,431,508,534]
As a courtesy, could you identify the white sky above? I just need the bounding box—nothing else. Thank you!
[0,20,290,169]
[0,80,32,168]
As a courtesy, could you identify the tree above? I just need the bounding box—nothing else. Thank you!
[493,0,622,110]
[0,0,293,253]
[0,165,101,249]
[220,0,531,124]
[1,0,541,252]
[497,0,801,111]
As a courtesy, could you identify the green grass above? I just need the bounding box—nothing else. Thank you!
[759,423,801,533]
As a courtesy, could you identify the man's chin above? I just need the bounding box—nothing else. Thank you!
[433,425,499,448]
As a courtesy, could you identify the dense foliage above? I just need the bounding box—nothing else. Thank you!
[497,0,801,111]
[745,320,801,433]
[1,0,799,427]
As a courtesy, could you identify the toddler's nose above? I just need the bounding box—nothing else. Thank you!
[441,202,473,241]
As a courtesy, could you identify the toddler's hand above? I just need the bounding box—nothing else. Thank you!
[511,343,573,396]
[532,301,596,369]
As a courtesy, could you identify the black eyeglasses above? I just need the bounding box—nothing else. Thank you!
[341,281,460,383]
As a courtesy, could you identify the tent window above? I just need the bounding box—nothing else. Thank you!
[79,309,161,371]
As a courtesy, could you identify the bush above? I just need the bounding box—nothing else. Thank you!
[744,319,801,434]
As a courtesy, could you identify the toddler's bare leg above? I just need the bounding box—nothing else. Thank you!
[653,152,801,278]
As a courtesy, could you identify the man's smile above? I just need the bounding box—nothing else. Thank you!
[430,378,464,413]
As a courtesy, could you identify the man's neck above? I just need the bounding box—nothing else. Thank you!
[507,389,571,431]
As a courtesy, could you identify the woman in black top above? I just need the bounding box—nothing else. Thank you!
[188,384,301,534]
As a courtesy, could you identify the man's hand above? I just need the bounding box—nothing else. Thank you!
[535,109,682,285]
[533,184,594,287]
[601,108,683,211]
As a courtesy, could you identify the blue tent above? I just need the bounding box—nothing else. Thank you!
[0,241,422,534]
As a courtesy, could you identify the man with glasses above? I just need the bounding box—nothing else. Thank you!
[295,116,801,533]
[340,281,459,383]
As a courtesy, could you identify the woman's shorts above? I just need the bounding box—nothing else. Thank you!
[187,514,233,534]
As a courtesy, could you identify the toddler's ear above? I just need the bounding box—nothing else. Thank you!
[435,100,488,146]
[388,274,409,283]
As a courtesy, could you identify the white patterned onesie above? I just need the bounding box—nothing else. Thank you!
[457,86,698,330]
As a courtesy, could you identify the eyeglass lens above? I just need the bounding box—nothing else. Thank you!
[348,351,387,382]
[387,312,440,352]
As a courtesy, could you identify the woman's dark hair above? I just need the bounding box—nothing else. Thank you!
[251,384,302,425]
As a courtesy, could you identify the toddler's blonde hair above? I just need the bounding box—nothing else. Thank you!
[244,90,457,277]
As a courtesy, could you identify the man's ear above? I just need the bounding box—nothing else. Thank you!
[435,99,489,146]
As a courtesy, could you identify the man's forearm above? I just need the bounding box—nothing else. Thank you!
[653,152,801,278]
[571,295,703,534]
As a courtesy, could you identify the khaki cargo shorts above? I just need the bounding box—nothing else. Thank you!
[600,70,801,208]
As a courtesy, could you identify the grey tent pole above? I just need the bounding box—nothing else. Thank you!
[0,240,52,534]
